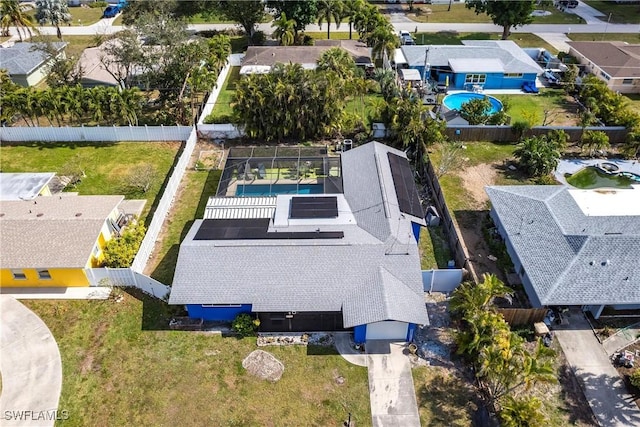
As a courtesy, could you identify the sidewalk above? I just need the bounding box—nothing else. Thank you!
[554,310,640,427]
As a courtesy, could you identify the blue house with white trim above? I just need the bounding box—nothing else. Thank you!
[399,40,543,91]
[169,142,429,343]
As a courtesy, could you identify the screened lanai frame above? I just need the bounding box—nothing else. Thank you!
[216,146,343,197]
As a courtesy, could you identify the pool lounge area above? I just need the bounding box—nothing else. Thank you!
[556,159,640,190]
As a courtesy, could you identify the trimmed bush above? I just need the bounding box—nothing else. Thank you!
[232,313,259,337]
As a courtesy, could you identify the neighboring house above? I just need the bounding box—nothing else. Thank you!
[78,45,120,87]
[486,185,640,319]
[1,42,67,86]
[400,40,543,90]
[169,141,429,343]
[240,40,373,75]
[0,194,126,287]
[567,41,640,94]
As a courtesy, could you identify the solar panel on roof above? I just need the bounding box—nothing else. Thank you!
[387,153,425,219]
[193,218,344,240]
[289,196,338,219]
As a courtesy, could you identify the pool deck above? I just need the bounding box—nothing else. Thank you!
[555,158,640,186]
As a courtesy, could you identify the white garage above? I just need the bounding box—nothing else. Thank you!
[365,321,409,341]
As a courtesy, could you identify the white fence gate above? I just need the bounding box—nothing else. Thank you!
[85,268,170,299]
[422,269,464,293]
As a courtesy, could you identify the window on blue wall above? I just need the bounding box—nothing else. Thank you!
[465,74,486,84]
[504,73,523,78]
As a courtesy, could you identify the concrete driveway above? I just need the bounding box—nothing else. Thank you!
[0,296,62,427]
[554,310,640,427]
[366,341,421,427]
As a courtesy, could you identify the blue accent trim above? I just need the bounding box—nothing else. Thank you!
[354,325,367,344]
[406,323,417,342]
[411,222,421,243]
[186,304,252,321]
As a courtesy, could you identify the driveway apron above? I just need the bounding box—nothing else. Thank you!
[0,296,62,427]
[366,340,421,427]
[554,310,640,427]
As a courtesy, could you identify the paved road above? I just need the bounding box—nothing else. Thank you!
[0,296,62,427]
[554,310,640,427]
[366,341,421,427]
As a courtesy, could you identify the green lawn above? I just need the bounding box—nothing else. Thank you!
[567,32,640,43]
[419,225,453,269]
[24,294,371,427]
[149,169,220,285]
[496,90,578,126]
[26,6,104,27]
[413,32,559,54]
[307,31,357,40]
[208,66,240,120]
[0,142,181,222]
[583,1,640,24]
[406,3,583,24]
[29,34,99,58]
[413,367,475,426]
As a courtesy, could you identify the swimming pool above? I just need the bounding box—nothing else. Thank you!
[442,92,503,115]
[235,183,324,197]
[565,166,639,189]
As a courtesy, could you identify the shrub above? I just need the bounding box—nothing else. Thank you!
[511,120,531,141]
[101,221,146,268]
[232,313,259,337]
[88,1,108,8]
[630,370,640,388]
[204,113,233,124]
[249,31,266,46]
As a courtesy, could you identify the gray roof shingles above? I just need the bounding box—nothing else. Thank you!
[170,142,429,327]
[486,186,640,306]
[1,42,67,75]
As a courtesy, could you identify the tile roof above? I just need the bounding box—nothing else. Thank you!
[401,40,542,75]
[0,173,55,201]
[1,42,67,76]
[568,41,640,79]
[0,195,123,269]
[170,142,428,327]
[486,185,640,306]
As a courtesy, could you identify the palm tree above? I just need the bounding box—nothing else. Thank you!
[35,0,70,40]
[450,274,514,316]
[1,0,37,41]
[370,27,399,64]
[317,0,343,40]
[342,0,364,40]
[317,47,356,80]
[271,12,295,46]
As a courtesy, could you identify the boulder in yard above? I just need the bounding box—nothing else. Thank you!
[242,350,284,382]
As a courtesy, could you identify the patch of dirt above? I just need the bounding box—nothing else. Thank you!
[458,163,497,209]
[242,350,284,382]
[80,322,108,375]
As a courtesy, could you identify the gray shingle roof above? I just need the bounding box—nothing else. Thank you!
[486,186,640,306]
[568,41,640,79]
[0,195,124,268]
[169,142,429,327]
[401,40,542,75]
[1,42,67,76]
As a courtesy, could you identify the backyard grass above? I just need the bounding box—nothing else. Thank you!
[0,142,181,222]
[583,1,640,24]
[496,89,579,126]
[24,293,371,427]
[413,366,475,426]
[413,32,559,54]
[209,66,240,120]
[405,3,583,24]
[148,169,220,285]
[419,225,453,269]
[567,32,640,43]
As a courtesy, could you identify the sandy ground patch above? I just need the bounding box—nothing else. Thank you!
[458,163,498,209]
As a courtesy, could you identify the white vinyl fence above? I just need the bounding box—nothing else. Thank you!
[422,269,464,293]
[86,268,170,299]
[0,125,192,142]
[197,60,233,125]
[130,127,198,272]
[197,123,243,139]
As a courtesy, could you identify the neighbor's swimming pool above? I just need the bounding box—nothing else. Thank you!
[442,92,503,115]
[235,183,324,197]
[565,166,640,189]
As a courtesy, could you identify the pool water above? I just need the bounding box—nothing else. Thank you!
[236,183,324,197]
[565,166,636,189]
[442,93,503,114]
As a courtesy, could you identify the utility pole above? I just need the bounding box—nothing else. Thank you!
[602,13,612,41]
[423,47,430,85]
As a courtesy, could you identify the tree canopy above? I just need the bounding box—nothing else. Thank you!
[514,131,566,178]
[465,0,535,40]
[216,0,266,38]
[267,0,318,33]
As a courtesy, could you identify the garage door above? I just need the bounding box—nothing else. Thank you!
[365,321,408,341]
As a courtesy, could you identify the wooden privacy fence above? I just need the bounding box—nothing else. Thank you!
[497,308,548,327]
[444,125,628,143]
[420,158,478,283]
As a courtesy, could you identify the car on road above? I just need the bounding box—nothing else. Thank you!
[399,30,415,45]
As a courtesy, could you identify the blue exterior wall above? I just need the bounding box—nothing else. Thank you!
[187,304,252,321]
[406,323,417,342]
[354,324,367,344]
[410,66,538,90]
[411,222,422,243]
